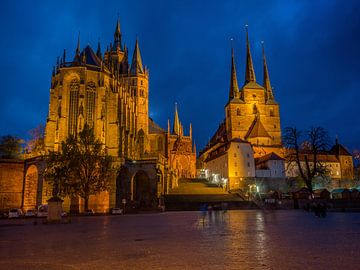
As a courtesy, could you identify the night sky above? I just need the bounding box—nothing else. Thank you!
[1,0,360,153]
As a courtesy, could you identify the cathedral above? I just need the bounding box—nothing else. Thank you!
[37,20,196,212]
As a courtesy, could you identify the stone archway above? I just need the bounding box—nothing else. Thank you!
[23,165,38,210]
[132,170,153,208]
[116,166,131,207]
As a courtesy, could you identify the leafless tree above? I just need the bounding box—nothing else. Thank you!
[283,126,330,194]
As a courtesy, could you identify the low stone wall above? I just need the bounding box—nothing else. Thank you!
[0,159,24,211]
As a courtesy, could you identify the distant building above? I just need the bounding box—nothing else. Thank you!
[286,140,354,189]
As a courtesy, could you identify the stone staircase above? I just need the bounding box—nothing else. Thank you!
[165,178,258,211]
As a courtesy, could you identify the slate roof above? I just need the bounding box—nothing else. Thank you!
[148,118,165,134]
[81,45,102,67]
[255,152,284,165]
[330,143,352,156]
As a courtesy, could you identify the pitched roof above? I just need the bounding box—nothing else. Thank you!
[148,118,165,134]
[331,143,352,156]
[255,152,284,165]
[245,117,271,139]
[81,45,102,67]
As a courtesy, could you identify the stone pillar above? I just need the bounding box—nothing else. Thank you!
[47,196,63,222]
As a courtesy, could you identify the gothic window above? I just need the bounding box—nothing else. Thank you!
[58,101,62,118]
[253,104,258,115]
[236,108,241,116]
[68,79,79,135]
[86,82,96,127]
[270,108,274,117]
[274,124,277,129]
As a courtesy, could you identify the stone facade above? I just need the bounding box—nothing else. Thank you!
[39,20,196,211]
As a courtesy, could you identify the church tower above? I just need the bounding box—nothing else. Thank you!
[225,28,282,150]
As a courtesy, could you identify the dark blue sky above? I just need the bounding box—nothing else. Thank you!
[1,0,360,152]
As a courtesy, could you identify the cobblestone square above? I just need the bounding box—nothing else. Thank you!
[1,210,360,269]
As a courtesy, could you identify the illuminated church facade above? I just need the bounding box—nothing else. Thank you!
[198,29,283,190]
[38,20,196,211]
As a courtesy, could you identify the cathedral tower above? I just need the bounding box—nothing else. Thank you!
[225,28,282,149]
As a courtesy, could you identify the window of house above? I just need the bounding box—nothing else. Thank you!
[247,153,250,158]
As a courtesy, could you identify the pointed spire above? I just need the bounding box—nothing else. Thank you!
[189,123,192,139]
[76,32,81,56]
[173,103,180,135]
[113,18,122,50]
[130,38,144,74]
[96,39,102,60]
[167,119,170,134]
[262,42,273,100]
[229,47,239,99]
[63,49,66,64]
[245,25,256,83]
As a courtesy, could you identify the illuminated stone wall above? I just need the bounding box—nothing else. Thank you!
[0,160,24,210]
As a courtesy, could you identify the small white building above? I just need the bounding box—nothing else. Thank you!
[203,138,255,190]
[255,152,285,178]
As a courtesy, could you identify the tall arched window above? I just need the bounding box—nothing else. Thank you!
[236,108,241,116]
[86,81,96,127]
[68,79,79,135]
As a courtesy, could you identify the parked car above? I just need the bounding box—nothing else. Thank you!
[25,209,36,217]
[110,208,123,215]
[84,209,94,216]
[37,204,48,217]
[8,208,23,218]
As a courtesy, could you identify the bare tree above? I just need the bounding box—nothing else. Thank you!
[284,126,330,194]
[24,124,45,158]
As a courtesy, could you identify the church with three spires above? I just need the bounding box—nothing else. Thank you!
[198,29,283,190]
[38,19,196,212]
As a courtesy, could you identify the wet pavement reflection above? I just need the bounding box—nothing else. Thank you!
[1,210,360,269]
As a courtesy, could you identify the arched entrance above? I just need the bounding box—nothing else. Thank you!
[116,166,131,207]
[23,165,38,210]
[132,170,153,208]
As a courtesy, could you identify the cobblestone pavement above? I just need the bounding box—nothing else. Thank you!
[1,210,360,269]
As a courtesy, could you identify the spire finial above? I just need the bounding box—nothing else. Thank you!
[245,24,256,83]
